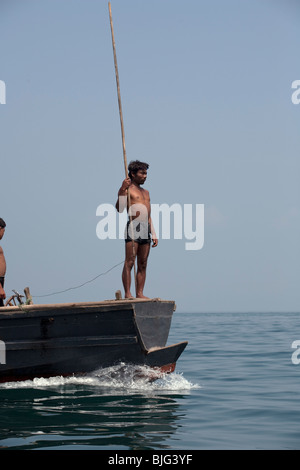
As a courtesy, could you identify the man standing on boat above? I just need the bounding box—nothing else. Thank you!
[0,218,6,307]
[116,160,158,299]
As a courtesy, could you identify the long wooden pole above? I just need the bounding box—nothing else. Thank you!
[108,2,137,293]
[108,2,128,177]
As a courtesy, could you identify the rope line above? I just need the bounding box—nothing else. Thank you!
[32,260,124,298]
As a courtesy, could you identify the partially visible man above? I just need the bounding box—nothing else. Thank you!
[0,218,6,307]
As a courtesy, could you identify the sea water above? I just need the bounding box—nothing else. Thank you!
[0,312,300,450]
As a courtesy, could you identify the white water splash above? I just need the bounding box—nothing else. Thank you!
[0,363,199,393]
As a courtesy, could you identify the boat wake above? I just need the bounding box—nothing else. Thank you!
[0,363,199,393]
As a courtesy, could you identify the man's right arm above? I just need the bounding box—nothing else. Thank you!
[0,248,5,300]
[0,285,5,301]
[0,247,6,277]
[115,177,131,212]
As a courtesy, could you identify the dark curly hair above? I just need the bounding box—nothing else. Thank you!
[0,218,6,229]
[128,160,149,179]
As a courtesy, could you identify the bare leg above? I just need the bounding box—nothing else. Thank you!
[122,241,138,298]
[136,243,151,299]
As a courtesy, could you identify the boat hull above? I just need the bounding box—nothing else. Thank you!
[0,299,187,383]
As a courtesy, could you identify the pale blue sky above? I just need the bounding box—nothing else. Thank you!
[0,0,299,312]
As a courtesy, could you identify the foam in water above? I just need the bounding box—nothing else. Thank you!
[0,363,199,393]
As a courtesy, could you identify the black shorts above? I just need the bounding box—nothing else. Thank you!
[0,277,4,307]
[125,221,151,245]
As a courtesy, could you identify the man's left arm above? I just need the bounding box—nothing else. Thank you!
[150,218,158,247]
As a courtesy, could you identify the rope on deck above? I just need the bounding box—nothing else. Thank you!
[32,260,124,298]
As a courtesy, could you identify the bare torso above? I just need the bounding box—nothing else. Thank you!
[0,246,6,277]
[127,184,151,222]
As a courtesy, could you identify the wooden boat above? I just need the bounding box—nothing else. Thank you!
[0,6,189,384]
[0,297,187,383]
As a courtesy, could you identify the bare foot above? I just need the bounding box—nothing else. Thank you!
[125,292,135,299]
[136,294,150,299]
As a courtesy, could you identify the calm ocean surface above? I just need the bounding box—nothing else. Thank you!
[1,311,300,450]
